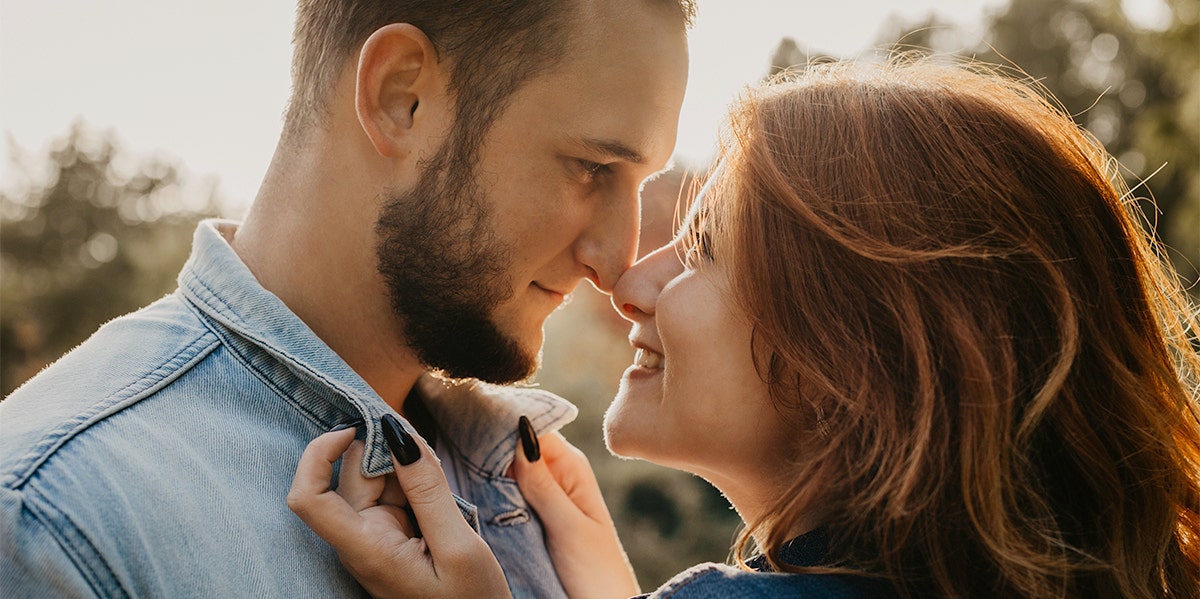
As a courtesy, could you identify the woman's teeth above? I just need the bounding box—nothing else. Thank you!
[634,348,664,369]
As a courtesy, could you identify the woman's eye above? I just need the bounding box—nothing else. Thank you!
[684,233,713,267]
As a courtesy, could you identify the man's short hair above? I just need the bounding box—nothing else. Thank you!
[283,0,696,171]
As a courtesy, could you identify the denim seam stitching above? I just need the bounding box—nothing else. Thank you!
[183,271,379,426]
[187,305,330,431]
[490,507,531,527]
[185,274,405,475]
[25,481,130,599]
[4,333,219,490]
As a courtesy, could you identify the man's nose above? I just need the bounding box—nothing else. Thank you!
[575,187,641,294]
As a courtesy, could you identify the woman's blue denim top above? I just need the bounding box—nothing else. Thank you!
[639,528,897,598]
[0,220,575,598]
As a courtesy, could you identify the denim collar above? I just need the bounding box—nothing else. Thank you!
[746,527,829,571]
[177,220,576,479]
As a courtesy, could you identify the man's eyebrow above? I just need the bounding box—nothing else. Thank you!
[573,137,645,164]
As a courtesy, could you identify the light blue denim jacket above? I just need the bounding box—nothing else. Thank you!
[0,220,575,598]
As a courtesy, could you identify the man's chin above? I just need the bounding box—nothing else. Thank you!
[429,354,539,385]
[471,324,544,384]
[421,335,540,385]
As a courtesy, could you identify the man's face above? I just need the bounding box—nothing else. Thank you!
[376,2,689,384]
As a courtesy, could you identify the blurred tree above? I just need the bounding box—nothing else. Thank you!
[770,37,807,76]
[767,37,838,78]
[625,479,683,537]
[1,122,218,396]
[875,0,1199,290]
[983,0,1197,280]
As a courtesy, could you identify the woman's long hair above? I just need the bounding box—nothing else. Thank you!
[705,59,1200,598]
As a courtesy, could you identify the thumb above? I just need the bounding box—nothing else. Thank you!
[288,427,367,548]
[380,414,476,555]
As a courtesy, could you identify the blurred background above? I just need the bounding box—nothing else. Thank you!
[2,0,1197,589]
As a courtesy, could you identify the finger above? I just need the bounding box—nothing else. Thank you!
[360,503,417,539]
[290,428,356,500]
[380,467,411,509]
[512,431,593,526]
[288,429,370,548]
[337,440,385,511]
[380,415,479,556]
[539,433,609,515]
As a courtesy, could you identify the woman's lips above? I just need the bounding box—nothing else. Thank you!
[633,347,664,369]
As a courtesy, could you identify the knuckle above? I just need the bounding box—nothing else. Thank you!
[285,491,308,515]
[402,471,444,502]
[442,538,488,568]
[567,443,589,462]
[531,470,559,491]
[442,547,472,568]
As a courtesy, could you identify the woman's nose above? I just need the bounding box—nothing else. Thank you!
[611,241,684,322]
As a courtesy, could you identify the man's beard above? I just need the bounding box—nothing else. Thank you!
[373,156,538,384]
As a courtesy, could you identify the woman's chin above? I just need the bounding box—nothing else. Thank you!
[602,403,645,459]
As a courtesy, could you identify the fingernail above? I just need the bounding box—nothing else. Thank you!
[518,415,541,462]
[329,418,364,433]
[381,414,421,466]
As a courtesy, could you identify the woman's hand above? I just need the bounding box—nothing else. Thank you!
[288,419,512,599]
[512,427,640,599]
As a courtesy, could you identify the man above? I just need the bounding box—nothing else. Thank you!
[0,0,691,596]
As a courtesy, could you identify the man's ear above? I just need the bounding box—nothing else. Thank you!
[355,23,440,158]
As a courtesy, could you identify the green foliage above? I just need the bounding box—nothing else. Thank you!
[983,0,1197,277]
[1,123,217,395]
[1,0,1193,590]
[871,0,1199,290]
[767,37,838,78]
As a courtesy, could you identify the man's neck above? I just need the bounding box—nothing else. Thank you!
[230,145,423,412]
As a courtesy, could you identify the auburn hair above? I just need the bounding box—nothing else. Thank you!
[701,59,1200,598]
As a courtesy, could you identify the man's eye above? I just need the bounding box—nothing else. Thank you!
[579,160,611,178]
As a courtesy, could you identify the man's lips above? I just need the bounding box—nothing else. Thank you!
[533,282,569,302]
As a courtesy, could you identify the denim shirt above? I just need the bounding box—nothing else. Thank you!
[0,220,575,598]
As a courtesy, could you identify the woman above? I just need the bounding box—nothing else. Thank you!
[289,59,1200,598]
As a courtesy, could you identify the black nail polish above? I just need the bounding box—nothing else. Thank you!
[329,418,364,433]
[381,414,421,466]
[518,415,541,462]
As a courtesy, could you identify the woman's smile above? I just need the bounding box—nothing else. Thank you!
[632,347,664,370]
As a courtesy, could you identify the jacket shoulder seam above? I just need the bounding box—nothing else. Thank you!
[3,331,220,490]
[22,481,130,598]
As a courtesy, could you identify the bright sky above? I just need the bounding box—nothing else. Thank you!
[1,0,1011,215]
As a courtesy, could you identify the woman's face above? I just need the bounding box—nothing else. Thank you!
[603,223,791,485]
